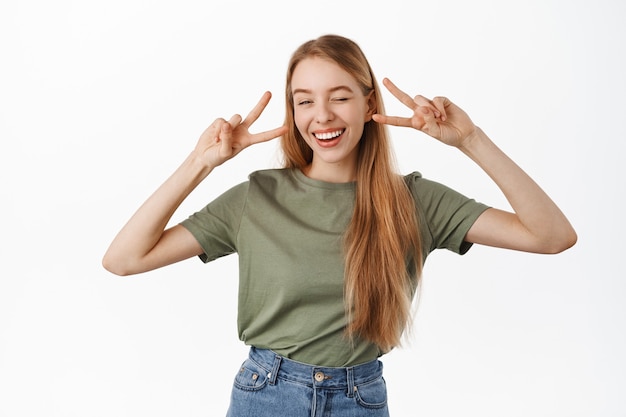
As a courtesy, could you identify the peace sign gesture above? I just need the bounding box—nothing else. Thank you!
[195,91,288,169]
[373,78,477,148]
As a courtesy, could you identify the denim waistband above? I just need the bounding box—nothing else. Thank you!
[247,347,383,395]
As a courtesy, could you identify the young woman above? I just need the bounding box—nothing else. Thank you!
[103,35,576,416]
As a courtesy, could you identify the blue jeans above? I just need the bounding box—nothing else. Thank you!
[226,347,390,417]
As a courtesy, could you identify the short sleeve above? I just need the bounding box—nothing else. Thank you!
[180,181,249,263]
[405,172,490,256]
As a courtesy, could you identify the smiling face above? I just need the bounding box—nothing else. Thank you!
[291,57,374,182]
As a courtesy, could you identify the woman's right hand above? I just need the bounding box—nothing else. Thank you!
[195,91,288,169]
[102,91,287,276]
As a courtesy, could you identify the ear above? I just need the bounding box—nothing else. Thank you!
[364,90,376,122]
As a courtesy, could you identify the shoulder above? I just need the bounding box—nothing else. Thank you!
[247,168,297,191]
[403,171,457,199]
[403,171,423,185]
[248,168,293,181]
[403,170,487,214]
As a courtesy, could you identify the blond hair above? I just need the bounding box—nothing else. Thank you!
[282,35,422,352]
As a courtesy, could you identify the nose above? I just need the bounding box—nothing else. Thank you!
[315,102,334,123]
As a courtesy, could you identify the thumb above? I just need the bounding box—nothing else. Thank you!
[219,122,234,154]
[419,107,440,136]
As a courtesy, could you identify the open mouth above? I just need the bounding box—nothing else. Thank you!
[314,129,345,141]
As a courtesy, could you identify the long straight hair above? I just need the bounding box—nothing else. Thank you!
[281,35,423,352]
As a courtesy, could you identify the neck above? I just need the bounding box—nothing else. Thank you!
[302,160,357,183]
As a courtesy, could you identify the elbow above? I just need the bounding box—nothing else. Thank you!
[542,227,578,254]
[101,253,134,276]
[102,258,127,276]
[564,228,578,250]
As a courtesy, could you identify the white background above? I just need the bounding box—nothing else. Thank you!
[1,0,624,416]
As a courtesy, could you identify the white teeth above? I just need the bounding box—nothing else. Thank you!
[314,130,343,140]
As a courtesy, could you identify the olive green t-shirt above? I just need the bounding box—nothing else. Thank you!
[181,168,489,367]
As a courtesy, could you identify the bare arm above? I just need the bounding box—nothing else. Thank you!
[101,155,210,276]
[102,92,288,275]
[373,78,577,254]
[459,127,576,253]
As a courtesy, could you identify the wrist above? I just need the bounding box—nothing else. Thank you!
[458,126,487,154]
[181,151,214,183]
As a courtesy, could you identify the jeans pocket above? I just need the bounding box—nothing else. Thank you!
[354,376,388,409]
[233,359,269,392]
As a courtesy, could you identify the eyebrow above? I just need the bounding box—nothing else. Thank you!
[292,85,355,95]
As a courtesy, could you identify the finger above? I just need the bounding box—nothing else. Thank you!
[413,94,441,119]
[431,96,449,121]
[381,78,418,109]
[228,113,243,127]
[372,113,414,128]
[251,125,288,144]
[418,107,439,134]
[241,91,272,128]
[208,118,228,142]
[219,120,234,148]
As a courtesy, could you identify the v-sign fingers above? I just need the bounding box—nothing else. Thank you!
[251,125,288,145]
[372,113,413,128]
[241,91,272,128]
[382,78,417,109]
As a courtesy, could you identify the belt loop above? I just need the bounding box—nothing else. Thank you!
[346,367,355,398]
[268,354,282,386]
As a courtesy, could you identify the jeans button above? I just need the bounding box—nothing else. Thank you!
[314,372,325,382]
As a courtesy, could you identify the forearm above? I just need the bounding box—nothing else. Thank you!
[459,127,577,252]
[102,152,211,273]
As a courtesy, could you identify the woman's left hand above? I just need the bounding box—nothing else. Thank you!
[372,78,477,148]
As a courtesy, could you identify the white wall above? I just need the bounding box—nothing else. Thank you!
[1,0,624,416]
